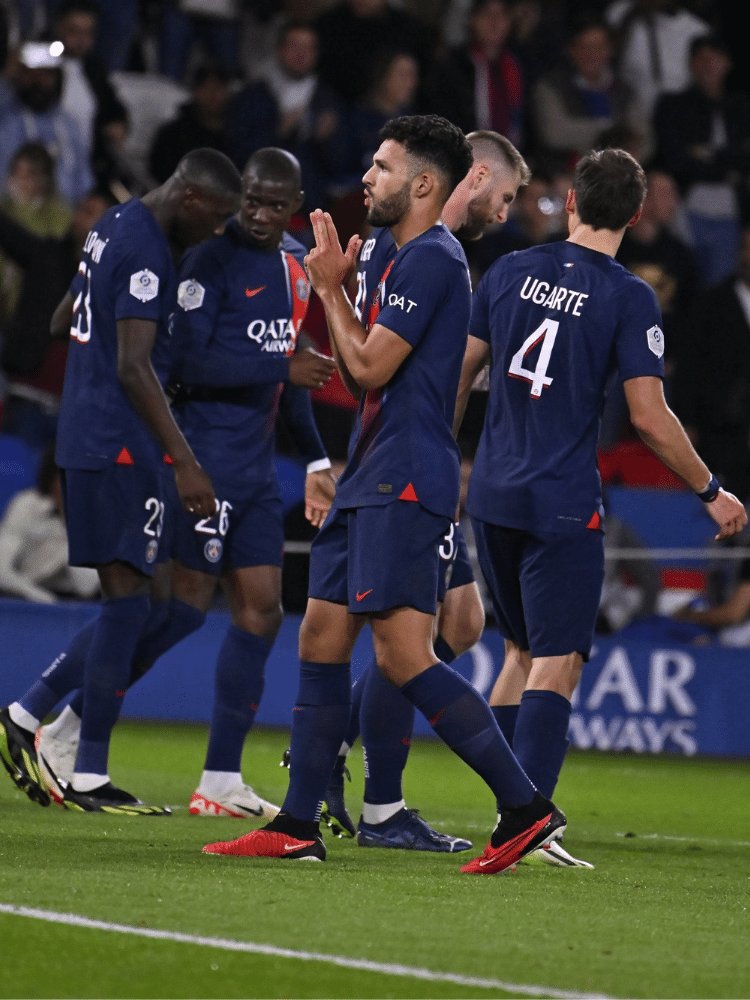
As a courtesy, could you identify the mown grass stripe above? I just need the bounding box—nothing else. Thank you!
[0,903,614,1000]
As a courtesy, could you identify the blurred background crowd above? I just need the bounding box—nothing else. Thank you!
[0,0,749,638]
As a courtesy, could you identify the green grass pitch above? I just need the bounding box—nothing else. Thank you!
[1,720,748,999]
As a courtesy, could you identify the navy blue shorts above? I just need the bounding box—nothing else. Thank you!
[61,465,170,575]
[309,501,452,615]
[170,477,284,575]
[472,518,604,660]
[442,521,475,592]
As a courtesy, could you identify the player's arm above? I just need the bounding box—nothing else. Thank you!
[50,291,74,338]
[278,383,335,528]
[305,210,412,390]
[624,376,747,539]
[453,334,490,437]
[117,317,215,517]
[170,263,335,390]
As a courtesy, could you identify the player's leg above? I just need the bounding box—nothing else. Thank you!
[203,506,364,859]
[190,562,282,820]
[61,466,175,813]
[371,603,564,872]
[191,484,285,819]
[324,523,484,850]
[488,639,531,747]
[357,501,563,872]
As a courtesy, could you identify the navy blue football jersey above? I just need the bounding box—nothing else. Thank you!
[55,199,176,470]
[334,224,472,519]
[168,221,310,486]
[467,240,665,534]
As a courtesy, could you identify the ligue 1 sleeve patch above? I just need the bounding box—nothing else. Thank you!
[647,324,664,358]
[177,279,205,311]
[130,269,160,302]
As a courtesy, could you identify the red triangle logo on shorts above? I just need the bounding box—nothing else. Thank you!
[398,482,419,502]
[586,510,601,529]
[116,447,134,465]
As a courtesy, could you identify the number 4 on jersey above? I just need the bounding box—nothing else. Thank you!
[508,318,558,397]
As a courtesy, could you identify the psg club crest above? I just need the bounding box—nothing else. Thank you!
[130,269,159,302]
[296,276,309,301]
[145,539,159,563]
[204,538,223,563]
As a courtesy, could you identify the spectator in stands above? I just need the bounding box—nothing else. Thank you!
[0,40,93,204]
[158,0,242,84]
[148,64,231,185]
[0,142,72,332]
[673,555,750,643]
[314,0,434,106]
[0,186,116,452]
[52,0,129,188]
[425,0,524,148]
[341,49,420,191]
[605,0,710,124]
[653,33,750,287]
[530,16,643,172]
[672,225,750,504]
[225,21,346,213]
[617,169,699,354]
[0,444,99,603]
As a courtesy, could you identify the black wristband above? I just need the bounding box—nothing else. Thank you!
[696,474,721,503]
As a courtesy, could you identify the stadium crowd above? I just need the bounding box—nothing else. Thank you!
[0,0,749,628]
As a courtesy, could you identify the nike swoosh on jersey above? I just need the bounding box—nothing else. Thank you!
[245,285,266,297]
[356,589,373,601]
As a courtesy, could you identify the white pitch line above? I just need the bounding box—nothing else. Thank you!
[0,903,614,1000]
[615,832,750,847]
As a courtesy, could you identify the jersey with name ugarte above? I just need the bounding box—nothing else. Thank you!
[335,223,471,519]
[55,199,175,471]
[168,222,309,486]
[467,240,665,534]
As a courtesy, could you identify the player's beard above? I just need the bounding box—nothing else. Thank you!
[452,192,491,242]
[366,179,412,228]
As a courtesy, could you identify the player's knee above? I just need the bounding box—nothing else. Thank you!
[232,600,282,639]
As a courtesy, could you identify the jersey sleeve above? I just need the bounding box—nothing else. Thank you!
[374,245,469,348]
[613,276,666,383]
[468,268,493,343]
[111,227,174,323]
[170,243,226,360]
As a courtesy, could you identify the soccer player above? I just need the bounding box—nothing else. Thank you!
[320,131,530,851]
[156,146,336,819]
[203,114,566,873]
[18,149,337,816]
[456,147,747,864]
[0,149,243,813]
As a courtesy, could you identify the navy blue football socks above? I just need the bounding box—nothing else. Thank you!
[203,625,272,772]
[75,593,151,777]
[282,660,352,821]
[511,689,571,799]
[432,634,457,666]
[400,661,536,808]
[491,703,520,748]
[19,619,96,723]
[360,660,414,805]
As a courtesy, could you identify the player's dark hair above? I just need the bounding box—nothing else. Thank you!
[379,114,473,196]
[244,147,302,191]
[573,148,646,231]
[467,130,531,185]
[174,148,242,199]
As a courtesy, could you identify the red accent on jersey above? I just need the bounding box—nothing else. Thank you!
[282,252,311,357]
[586,510,601,529]
[398,482,419,502]
[245,285,265,297]
[163,453,173,464]
[115,447,134,465]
